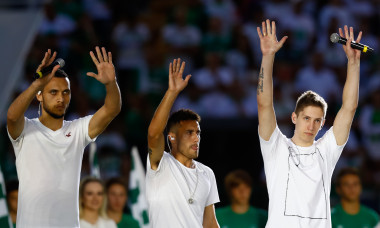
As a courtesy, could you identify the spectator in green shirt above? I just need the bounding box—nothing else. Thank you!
[106,178,140,228]
[216,170,267,228]
[332,167,379,228]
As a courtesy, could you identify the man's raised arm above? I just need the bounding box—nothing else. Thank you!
[148,58,191,170]
[256,20,287,140]
[333,26,362,146]
[87,47,122,139]
[7,49,60,140]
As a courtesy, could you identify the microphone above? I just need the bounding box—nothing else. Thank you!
[330,33,373,53]
[34,58,65,80]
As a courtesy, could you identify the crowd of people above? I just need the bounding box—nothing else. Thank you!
[1,0,380,227]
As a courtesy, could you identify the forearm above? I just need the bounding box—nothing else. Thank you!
[342,59,360,111]
[148,90,178,138]
[7,82,40,122]
[257,54,275,107]
[103,81,122,117]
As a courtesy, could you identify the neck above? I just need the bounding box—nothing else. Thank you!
[82,209,100,224]
[171,151,194,168]
[291,134,313,147]
[231,202,250,214]
[341,199,360,215]
[39,114,64,131]
[107,209,122,223]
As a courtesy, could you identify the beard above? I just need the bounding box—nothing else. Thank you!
[43,103,66,119]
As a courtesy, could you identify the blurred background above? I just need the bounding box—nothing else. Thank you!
[1,0,380,214]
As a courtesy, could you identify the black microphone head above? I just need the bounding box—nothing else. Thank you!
[55,58,65,68]
[330,33,340,43]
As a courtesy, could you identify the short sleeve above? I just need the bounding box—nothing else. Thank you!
[78,115,96,146]
[205,168,220,207]
[7,117,29,157]
[146,152,167,178]
[258,125,283,162]
[317,127,346,170]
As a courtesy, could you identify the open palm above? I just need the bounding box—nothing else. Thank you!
[257,20,287,56]
[168,58,191,94]
[87,46,116,85]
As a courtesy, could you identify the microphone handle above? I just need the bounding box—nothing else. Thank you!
[338,38,373,52]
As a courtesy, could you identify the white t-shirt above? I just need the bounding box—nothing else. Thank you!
[146,152,219,228]
[259,126,345,228]
[80,217,117,228]
[7,116,95,228]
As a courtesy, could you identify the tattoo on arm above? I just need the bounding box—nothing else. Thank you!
[257,67,264,95]
[148,148,153,155]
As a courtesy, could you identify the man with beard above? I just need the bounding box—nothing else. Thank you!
[6,47,121,227]
[146,58,220,227]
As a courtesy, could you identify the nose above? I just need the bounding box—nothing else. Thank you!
[307,121,314,131]
[57,93,64,103]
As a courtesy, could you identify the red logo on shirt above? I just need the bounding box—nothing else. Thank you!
[66,132,71,137]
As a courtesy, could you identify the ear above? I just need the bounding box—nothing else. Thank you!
[291,112,297,124]
[36,91,42,102]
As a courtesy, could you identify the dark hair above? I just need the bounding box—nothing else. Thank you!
[294,90,327,118]
[335,167,361,187]
[167,109,201,132]
[105,177,127,193]
[6,180,19,195]
[55,69,69,78]
[224,170,252,199]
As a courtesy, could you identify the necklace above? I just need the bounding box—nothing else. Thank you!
[289,139,317,167]
[170,153,199,204]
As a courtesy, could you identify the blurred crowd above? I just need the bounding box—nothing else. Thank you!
[2,0,380,214]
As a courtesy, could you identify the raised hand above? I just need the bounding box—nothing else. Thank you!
[34,49,60,88]
[339,26,362,61]
[257,19,288,56]
[88,46,116,85]
[168,58,191,94]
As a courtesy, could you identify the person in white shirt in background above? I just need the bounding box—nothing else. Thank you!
[79,177,117,228]
[146,58,220,228]
[256,19,362,228]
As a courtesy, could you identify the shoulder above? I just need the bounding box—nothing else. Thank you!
[195,161,215,175]
[361,205,380,219]
[215,206,231,215]
[251,206,268,216]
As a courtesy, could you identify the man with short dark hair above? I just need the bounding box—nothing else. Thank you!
[257,20,362,227]
[331,167,379,228]
[146,58,220,228]
[7,47,121,227]
[216,170,267,228]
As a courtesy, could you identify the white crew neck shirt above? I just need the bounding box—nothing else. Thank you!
[146,152,219,228]
[259,126,345,228]
[8,116,95,228]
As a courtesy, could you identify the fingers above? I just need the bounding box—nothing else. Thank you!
[179,61,186,75]
[184,74,192,83]
[271,21,276,36]
[176,58,181,72]
[349,26,354,40]
[89,51,99,65]
[339,28,344,38]
[257,27,263,39]
[108,52,113,64]
[169,62,173,76]
[102,47,108,62]
[278,36,288,47]
[50,64,60,76]
[262,21,267,37]
[48,51,57,65]
[86,72,98,78]
[266,19,271,36]
[344,25,349,39]
[96,46,103,62]
[356,31,362,43]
